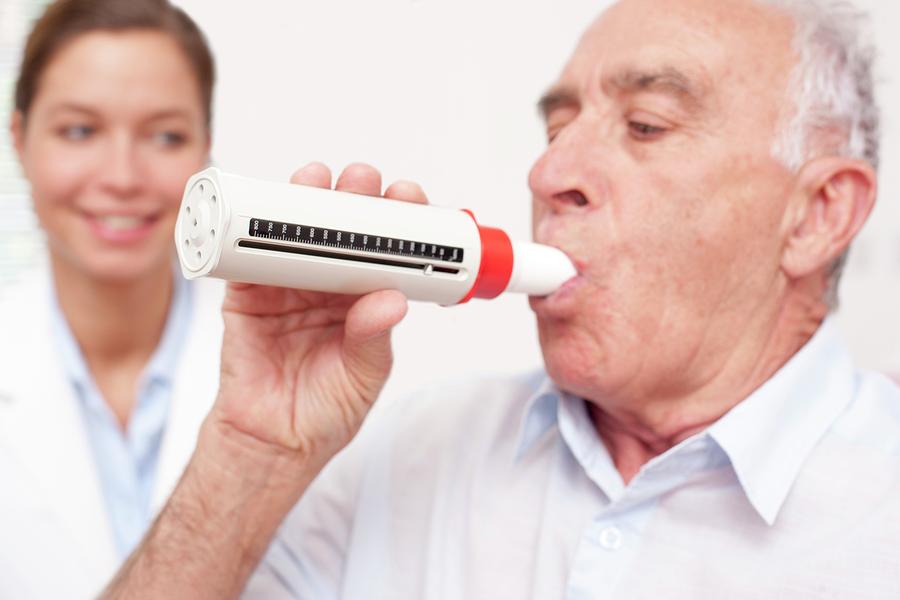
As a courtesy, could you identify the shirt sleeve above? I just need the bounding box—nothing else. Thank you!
[241,411,379,599]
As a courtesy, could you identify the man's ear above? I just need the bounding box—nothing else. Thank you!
[781,156,877,279]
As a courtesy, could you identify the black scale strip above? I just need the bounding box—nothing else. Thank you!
[248,218,465,264]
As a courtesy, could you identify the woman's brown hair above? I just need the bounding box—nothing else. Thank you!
[14,0,216,126]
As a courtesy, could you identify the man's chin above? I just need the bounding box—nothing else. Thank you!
[543,360,603,402]
[538,327,605,397]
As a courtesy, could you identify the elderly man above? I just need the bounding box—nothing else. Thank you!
[105,0,899,597]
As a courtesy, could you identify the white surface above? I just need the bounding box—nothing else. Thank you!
[173,0,608,402]
[839,0,900,370]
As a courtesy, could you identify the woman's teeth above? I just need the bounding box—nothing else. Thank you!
[97,215,146,231]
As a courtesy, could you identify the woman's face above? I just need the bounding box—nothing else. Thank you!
[12,30,210,283]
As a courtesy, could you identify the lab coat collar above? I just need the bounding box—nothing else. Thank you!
[0,269,224,586]
[0,270,119,582]
[149,276,223,511]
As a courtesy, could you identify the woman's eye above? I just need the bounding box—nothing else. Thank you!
[628,121,667,139]
[153,131,187,147]
[60,125,95,141]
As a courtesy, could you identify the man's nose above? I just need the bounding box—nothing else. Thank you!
[99,133,143,199]
[528,123,602,214]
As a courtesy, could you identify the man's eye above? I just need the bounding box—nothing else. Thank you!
[628,121,667,139]
[60,125,95,141]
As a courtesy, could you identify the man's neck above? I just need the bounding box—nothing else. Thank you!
[588,284,829,484]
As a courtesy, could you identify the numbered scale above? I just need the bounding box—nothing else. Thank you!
[243,218,463,275]
[176,168,576,305]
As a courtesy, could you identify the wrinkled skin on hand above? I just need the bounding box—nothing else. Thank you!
[210,162,428,463]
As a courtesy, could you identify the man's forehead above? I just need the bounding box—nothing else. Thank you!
[539,64,710,121]
[545,0,795,110]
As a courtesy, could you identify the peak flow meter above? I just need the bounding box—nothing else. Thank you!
[175,168,576,305]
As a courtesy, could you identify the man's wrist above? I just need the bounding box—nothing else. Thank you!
[102,415,323,599]
[195,414,322,499]
[181,414,324,553]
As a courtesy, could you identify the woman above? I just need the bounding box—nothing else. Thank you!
[0,0,223,597]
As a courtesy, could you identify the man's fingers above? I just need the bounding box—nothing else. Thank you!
[344,289,408,344]
[335,163,383,197]
[341,290,408,379]
[293,162,428,208]
[384,180,429,205]
[290,162,332,188]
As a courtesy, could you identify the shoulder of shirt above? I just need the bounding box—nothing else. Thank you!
[185,277,227,332]
[0,267,48,314]
[304,369,549,507]
[352,369,549,459]
[828,369,900,457]
[385,368,544,417]
[189,276,227,306]
[0,267,225,369]
[0,269,52,359]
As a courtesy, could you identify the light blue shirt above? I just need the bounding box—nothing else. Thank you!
[51,274,192,559]
[248,320,900,598]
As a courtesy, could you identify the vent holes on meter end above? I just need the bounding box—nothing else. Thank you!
[178,177,220,272]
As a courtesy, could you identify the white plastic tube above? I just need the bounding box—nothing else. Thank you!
[175,168,576,305]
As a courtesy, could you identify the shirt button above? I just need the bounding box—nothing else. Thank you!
[599,525,623,551]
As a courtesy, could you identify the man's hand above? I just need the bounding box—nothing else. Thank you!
[102,163,429,599]
[211,162,427,468]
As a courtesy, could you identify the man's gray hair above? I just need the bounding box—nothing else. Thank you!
[761,0,880,308]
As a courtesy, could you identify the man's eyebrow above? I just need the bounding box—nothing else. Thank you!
[609,67,707,111]
[536,87,579,122]
[537,67,708,121]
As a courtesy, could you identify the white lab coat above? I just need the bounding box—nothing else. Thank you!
[0,268,225,599]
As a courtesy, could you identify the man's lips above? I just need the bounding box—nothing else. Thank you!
[554,273,584,296]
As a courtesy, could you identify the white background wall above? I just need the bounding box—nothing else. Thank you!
[2,0,899,401]
[174,0,900,401]
[175,0,630,403]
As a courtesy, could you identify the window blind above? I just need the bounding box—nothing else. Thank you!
[0,0,47,295]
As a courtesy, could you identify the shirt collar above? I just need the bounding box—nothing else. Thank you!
[515,320,856,526]
[51,294,92,390]
[514,377,562,461]
[708,319,855,525]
